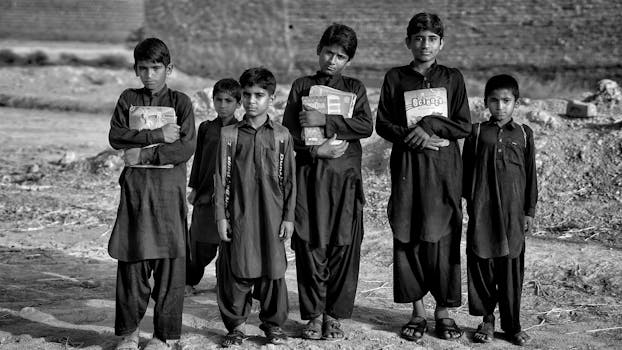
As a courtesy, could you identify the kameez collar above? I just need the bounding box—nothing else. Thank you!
[483,118,519,130]
[143,84,169,97]
[314,71,341,85]
[239,115,275,129]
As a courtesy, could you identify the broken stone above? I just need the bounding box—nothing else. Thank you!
[566,100,597,118]
[58,151,76,165]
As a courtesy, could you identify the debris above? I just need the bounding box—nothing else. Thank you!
[566,100,597,118]
[58,151,77,165]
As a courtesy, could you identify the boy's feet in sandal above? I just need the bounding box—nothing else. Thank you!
[473,323,495,343]
[400,316,427,341]
[115,329,139,350]
[322,318,344,341]
[259,323,288,344]
[222,329,246,348]
[301,316,323,340]
[435,318,463,340]
[143,337,170,350]
[511,331,531,346]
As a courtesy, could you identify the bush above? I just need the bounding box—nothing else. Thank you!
[23,51,50,66]
[0,49,23,66]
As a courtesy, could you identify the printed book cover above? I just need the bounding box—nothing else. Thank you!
[404,87,447,128]
[127,106,176,168]
[301,86,356,145]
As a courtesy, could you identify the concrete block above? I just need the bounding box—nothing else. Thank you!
[566,100,597,118]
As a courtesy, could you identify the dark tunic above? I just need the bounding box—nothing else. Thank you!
[376,62,471,243]
[188,117,237,244]
[214,118,296,280]
[463,120,538,258]
[282,71,373,247]
[108,86,196,262]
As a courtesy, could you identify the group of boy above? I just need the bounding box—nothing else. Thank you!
[108,11,537,350]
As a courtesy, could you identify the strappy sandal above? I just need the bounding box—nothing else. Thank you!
[435,318,463,340]
[222,329,246,348]
[259,323,288,344]
[400,316,427,341]
[115,330,139,350]
[473,321,495,343]
[301,318,323,340]
[322,319,344,341]
[511,331,531,346]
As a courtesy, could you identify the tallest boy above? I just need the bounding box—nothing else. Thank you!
[376,13,471,342]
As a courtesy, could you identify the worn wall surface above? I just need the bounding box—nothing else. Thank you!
[145,0,621,84]
[0,0,144,42]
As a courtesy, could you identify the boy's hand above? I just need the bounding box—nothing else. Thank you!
[525,216,534,235]
[217,219,231,242]
[316,134,348,158]
[299,106,326,127]
[161,123,180,143]
[279,221,294,241]
[424,135,450,151]
[123,148,142,166]
[187,189,196,205]
[404,126,431,150]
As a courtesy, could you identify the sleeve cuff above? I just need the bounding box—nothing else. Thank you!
[525,208,536,217]
[417,119,434,136]
[149,129,166,144]
[324,114,338,138]
[139,147,156,165]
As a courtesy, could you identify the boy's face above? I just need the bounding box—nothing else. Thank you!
[213,92,240,119]
[406,30,444,64]
[241,85,274,119]
[486,88,518,124]
[318,44,350,76]
[135,60,172,93]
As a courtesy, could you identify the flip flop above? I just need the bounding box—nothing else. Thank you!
[142,337,169,350]
[435,318,463,340]
[473,321,495,343]
[259,323,288,344]
[322,319,344,341]
[400,316,427,341]
[301,318,323,340]
[115,330,139,350]
[511,331,531,346]
[222,329,246,348]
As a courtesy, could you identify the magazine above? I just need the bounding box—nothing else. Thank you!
[301,85,357,145]
[127,105,176,168]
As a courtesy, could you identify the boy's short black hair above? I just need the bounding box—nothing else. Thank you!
[484,74,520,101]
[239,67,276,95]
[316,23,358,59]
[407,13,444,38]
[134,37,171,66]
[213,78,242,102]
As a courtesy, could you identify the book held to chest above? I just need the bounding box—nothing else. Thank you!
[404,87,448,128]
[127,106,177,168]
[301,85,356,145]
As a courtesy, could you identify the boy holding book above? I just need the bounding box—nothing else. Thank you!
[108,37,195,350]
[463,74,537,346]
[185,78,241,295]
[283,23,373,341]
[214,68,296,347]
[375,13,471,342]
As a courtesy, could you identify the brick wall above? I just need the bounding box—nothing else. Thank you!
[0,0,144,42]
[145,0,622,85]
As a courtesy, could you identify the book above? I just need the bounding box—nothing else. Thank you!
[301,85,357,145]
[127,106,177,168]
[404,87,448,128]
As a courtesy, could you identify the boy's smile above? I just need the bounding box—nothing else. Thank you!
[242,85,274,120]
[318,44,350,76]
[486,88,518,125]
[135,60,172,94]
[406,30,444,65]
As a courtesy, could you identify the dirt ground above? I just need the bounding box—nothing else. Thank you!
[1,63,622,349]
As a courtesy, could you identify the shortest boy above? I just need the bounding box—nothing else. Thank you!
[186,78,241,295]
[462,74,538,346]
[214,67,296,347]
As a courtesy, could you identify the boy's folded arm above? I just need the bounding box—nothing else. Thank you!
[324,84,374,140]
[147,98,196,165]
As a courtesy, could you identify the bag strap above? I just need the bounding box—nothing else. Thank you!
[518,123,527,147]
[220,126,238,218]
[474,123,481,154]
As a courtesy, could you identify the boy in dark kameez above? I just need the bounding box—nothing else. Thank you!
[463,74,537,346]
[375,13,471,342]
[282,23,373,341]
[214,68,296,348]
[185,79,241,295]
[108,38,195,350]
